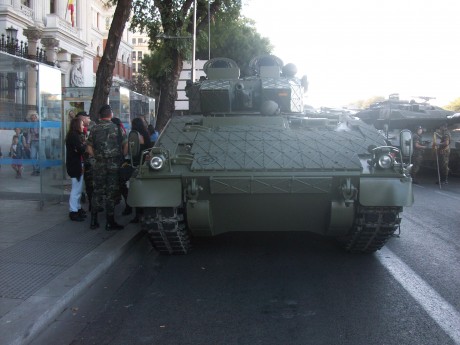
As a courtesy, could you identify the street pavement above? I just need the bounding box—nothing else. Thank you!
[0,168,143,345]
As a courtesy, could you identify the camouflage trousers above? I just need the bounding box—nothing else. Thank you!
[411,151,424,176]
[83,163,93,208]
[438,149,450,180]
[91,158,121,216]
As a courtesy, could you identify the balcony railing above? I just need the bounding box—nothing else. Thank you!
[0,32,50,65]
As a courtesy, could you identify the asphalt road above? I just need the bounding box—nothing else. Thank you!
[31,172,460,345]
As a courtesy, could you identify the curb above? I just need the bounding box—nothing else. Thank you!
[0,226,144,345]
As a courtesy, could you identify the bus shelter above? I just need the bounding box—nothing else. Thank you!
[63,86,156,130]
[0,52,63,207]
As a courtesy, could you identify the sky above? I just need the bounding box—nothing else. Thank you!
[241,0,460,108]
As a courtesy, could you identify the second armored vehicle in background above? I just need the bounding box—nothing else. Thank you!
[355,96,460,174]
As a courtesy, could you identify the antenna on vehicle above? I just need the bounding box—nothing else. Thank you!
[412,96,436,103]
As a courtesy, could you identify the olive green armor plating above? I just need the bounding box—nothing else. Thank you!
[128,55,414,254]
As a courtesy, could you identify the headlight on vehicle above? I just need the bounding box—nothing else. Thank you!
[149,155,166,170]
[377,154,393,169]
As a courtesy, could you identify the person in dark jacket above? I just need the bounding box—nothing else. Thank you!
[66,117,87,222]
[111,117,131,216]
[77,111,95,211]
[411,125,428,184]
[131,117,152,164]
[127,118,154,223]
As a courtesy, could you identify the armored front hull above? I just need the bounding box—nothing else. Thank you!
[128,55,413,254]
[128,115,413,254]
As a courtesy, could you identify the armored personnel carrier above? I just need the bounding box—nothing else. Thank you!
[127,55,414,254]
[355,96,460,174]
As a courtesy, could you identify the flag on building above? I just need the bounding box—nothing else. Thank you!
[67,0,75,27]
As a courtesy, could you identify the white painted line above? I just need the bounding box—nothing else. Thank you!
[376,247,460,345]
[435,191,460,202]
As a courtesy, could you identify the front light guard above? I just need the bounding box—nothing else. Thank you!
[150,155,166,170]
[143,147,171,172]
[369,146,407,174]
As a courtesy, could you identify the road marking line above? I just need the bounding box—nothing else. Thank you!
[376,247,460,345]
[435,191,460,202]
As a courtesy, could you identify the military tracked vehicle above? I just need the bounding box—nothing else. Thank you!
[355,96,460,174]
[127,55,414,254]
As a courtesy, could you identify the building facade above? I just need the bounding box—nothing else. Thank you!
[131,30,149,76]
[0,0,134,202]
[0,0,133,90]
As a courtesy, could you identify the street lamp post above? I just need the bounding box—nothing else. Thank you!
[191,0,197,82]
[208,0,211,61]
[156,0,197,82]
[6,26,18,54]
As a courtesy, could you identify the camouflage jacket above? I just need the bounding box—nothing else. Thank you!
[439,130,451,153]
[412,133,424,154]
[87,119,126,160]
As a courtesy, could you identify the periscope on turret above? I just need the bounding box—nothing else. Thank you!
[127,55,414,255]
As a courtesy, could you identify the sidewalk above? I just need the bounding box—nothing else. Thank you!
[0,196,143,345]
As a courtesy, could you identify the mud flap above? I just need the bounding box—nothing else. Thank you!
[186,200,213,236]
[359,178,413,206]
[327,200,354,236]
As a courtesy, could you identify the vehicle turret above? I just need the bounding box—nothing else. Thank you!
[186,55,305,115]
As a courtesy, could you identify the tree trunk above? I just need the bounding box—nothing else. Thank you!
[155,49,184,131]
[89,0,133,121]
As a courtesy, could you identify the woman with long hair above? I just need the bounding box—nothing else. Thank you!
[131,117,152,163]
[125,117,154,222]
[66,117,87,222]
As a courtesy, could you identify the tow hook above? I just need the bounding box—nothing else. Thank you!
[341,178,357,206]
[186,178,202,204]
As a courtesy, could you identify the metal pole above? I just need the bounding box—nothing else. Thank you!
[191,0,197,82]
[208,0,211,61]
[435,146,442,189]
[434,132,442,189]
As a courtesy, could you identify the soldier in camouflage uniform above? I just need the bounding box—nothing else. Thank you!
[435,123,451,184]
[411,125,428,184]
[87,105,127,230]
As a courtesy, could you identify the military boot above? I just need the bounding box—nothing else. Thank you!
[436,178,448,185]
[106,215,124,231]
[90,212,100,229]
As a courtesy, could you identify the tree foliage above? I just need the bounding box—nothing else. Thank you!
[444,97,460,112]
[350,96,385,110]
[130,0,271,130]
[196,16,272,76]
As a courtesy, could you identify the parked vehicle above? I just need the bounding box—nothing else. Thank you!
[128,55,414,254]
[355,96,460,174]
